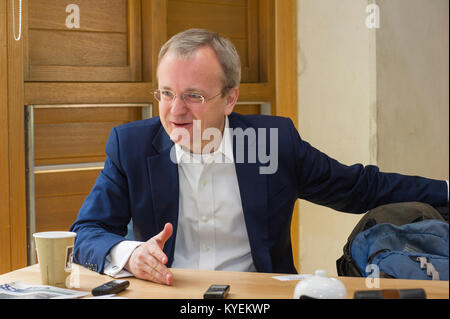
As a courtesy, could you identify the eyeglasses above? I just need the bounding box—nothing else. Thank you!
[153,89,223,105]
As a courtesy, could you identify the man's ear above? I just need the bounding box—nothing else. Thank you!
[224,87,239,115]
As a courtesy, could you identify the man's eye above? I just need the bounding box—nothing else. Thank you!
[186,93,203,99]
[161,90,174,97]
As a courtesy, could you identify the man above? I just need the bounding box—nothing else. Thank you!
[70,28,448,286]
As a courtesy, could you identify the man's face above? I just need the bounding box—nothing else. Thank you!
[157,46,238,152]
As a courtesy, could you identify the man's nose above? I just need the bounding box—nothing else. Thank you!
[170,95,188,115]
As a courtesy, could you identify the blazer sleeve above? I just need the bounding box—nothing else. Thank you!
[288,119,448,213]
[70,128,131,273]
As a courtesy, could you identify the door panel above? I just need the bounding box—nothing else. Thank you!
[29,0,128,32]
[34,169,101,232]
[33,106,142,166]
[28,104,149,261]
[30,31,129,66]
[25,0,142,82]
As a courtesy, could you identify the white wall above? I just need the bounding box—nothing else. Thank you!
[296,0,449,276]
[297,0,375,276]
[376,0,449,179]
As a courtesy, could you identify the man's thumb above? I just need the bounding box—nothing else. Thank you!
[156,222,173,248]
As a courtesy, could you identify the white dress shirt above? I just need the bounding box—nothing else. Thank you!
[103,117,255,278]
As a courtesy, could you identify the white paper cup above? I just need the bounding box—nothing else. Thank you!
[33,231,76,288]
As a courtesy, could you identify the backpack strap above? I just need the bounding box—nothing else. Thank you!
[366,249,396,279]
[368,249,390,265]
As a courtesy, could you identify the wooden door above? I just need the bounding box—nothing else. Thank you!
[0,0,298,273]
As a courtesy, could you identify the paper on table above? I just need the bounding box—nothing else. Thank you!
[0,281,89,299]
[272,274,313,281]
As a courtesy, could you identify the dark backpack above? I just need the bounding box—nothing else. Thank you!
[336,202,448,279]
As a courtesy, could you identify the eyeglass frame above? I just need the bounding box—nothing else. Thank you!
[153,87,232,105]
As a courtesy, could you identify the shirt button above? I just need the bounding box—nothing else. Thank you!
[203,245,210,252]
[201,215,209,222]
[200,181,206,187]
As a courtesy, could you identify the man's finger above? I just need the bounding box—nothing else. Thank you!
[154,222,173,249]
[127,246,173,285]
[142,254,172,285]
[145,240,169,264]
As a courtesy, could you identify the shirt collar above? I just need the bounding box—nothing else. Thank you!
[175,116,234,164]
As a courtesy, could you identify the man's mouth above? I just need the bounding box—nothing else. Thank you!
[171,121,192,128]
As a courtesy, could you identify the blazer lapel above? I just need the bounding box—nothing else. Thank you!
[229,114,271,272]
[147,125,179,266]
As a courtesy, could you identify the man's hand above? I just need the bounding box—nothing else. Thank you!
[124,223,174,285]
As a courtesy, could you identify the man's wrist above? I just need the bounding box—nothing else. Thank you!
[103,240,142,278]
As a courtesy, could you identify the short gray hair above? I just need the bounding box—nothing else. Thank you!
[157,28,241,93]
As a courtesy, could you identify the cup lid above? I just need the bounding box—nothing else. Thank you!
[33,231,77,239]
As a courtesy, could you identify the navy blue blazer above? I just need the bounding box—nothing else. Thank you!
[70,112,448,274]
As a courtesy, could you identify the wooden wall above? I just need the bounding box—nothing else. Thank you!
[1,0,27,274]
[0,0,298,273]
[1,0,12,274]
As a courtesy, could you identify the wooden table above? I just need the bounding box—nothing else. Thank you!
[0,264,448,299]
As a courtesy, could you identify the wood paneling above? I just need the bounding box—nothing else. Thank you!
[276,0,298,271]
[24,82,275,106]
[34,169,101,232]
[29,0,128,32]
[0,0,11,274]
[29,31,129,66]
[34,107,143,124]
[275,0,298,122]
[167,0,260,83]
[150,0,167,91]
[33,107,141,165]
[24,82,154,105]
[6,0,27,272]
[234,104,261,115]
[35,122,115,165]
[31,105,143,239]
[257,0,275,85]
[25,0,142,82]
